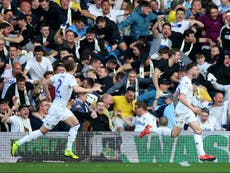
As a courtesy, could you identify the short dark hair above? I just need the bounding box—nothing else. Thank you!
[34,45,44,52]
[162,22,171,29]
[159,116,168,127]
[63,60,76,72]
[201,107,209,114]
[0,99,8,105]
[206,4,218,15]
[16,73,26,82]
[184,29,195,38]
[96,16,106,24]
[139,1,150,7]
[135,101,147,110]
[86,27,96,34]
[126,86,135,93]
[176,7,185,14]
[83,77,94,88]
[186,63,197,71]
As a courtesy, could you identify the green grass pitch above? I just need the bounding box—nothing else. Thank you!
[0,162,230,172]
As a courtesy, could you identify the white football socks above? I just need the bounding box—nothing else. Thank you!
[194,133,205,156]
[18,130,44,145]
[66,124,80,151]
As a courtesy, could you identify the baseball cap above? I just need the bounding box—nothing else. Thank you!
[18,104,30,110]
[159,78,172,85]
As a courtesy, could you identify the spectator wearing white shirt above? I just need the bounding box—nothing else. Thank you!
[1,104,32,132]
[23,46,53,84]
[88,0,103,17]
[170,7,204,34]
[196,52,211,78]
[196,107,221,131]
[100,0,129,23]
[1,62,22,99]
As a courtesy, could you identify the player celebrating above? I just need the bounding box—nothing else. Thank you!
[140,63,216,161]
[11,60,101,159]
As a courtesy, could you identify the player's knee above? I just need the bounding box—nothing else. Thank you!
[171,131,179,138]
[71,123,80,132]
[194,128,202,135]
[117,127,124,132]
[193,126,202,135]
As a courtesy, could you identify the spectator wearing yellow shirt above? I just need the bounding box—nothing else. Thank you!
[112,87,136,132]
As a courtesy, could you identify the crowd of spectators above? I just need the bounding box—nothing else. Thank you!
[0,0,230,133]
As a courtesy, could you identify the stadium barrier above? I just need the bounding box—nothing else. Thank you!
[0,131,229,163]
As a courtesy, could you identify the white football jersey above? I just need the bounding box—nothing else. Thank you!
[132,112,157,132]
[50,73,77,105]
[175,76,194,114]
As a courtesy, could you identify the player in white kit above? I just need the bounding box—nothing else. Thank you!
[11,60,101,159]
[140,63,216,161]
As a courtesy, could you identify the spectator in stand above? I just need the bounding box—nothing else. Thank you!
[209,92,229,130]
[95,16,127,53]
[153,48,180,91]
[31,71,54,102]
[57,0,82,26]
[118,1,159,41]
[149,22,172,60]
[96,66,114,93]
[81,56,102,78]
[172,28,201,63]
[150,0,164,15]
[90,100,111,131]
[106,69,153,96]
[1,62,22,99]
[29,99,51,130]
[23,46,53,83]
[100,0,130,23]
[88,0,103,17]
[138,78,172,109]
[170,7,204,34]
[112,87,136,132]
[101,93,114,117]
[54,29,78,60]
[196,107,221,131]
[38,0,65,32]
[209,45,221,64]
[209,75,230,102]
[0,21,13,45]
[196,52,211,79]
[0,14,35,49]
[18,0,39,27]
[4,43,19,69]
[71,92,91,131]
[207,52,230,85]
[0,0,20,15]
[219,11,230,54]
[219,0,230,14]
[185,0,203,19]
[0,99,11,132]
[1,104,32,132]
[4,73,34,108]
[34,23,56,50]
[2,9,14,23]
[66,16,88,38]
[0,38,8,74]
[75,27,108,60]
[106,55,119,77]
[197,4,223,47]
